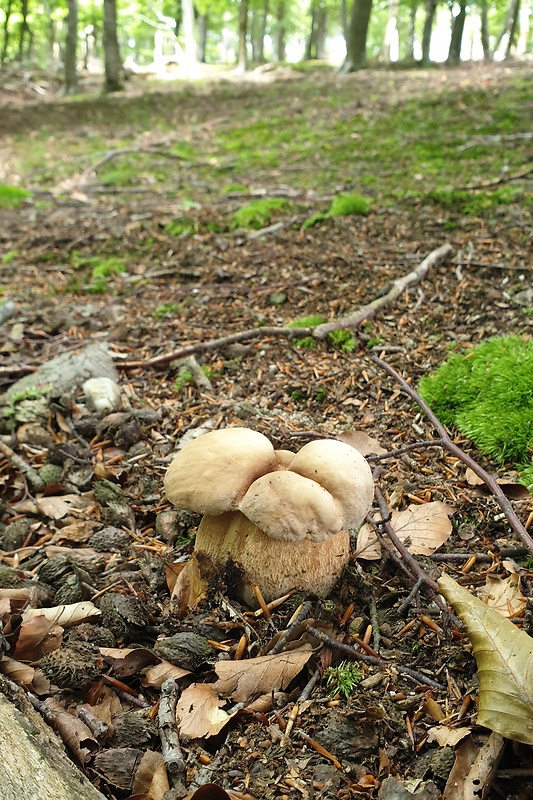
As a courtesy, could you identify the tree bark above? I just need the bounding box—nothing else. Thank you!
[17,0,31,60]
[505,0,520,55]
[342,0,373,71]
[1,0,13,64]
[103,0,123,92]
[64,0,78,94]
[237,0,248,71]
[196,13,208,61]
[0,678,106,800]
[492,0,520,56]
[516,0,530,53]
[276,0,286,59]
[406,1,417,59]
[480,0,491,59]
[421,0,438,64]
[447,0,466,63]
[181,0,197,66]
[383,0,399,62]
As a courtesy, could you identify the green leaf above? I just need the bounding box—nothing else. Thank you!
[438,572,533,745]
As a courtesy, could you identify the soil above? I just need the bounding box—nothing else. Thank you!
[0,62,532,800]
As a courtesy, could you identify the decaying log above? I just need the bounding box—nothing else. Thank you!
[0,677,106,800]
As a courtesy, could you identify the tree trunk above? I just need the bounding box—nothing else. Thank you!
[342,0,373,71]
[305,4,316,58]
[315,7,327,58]
[516,0,530,53]
[406,1,417,59]
[275,0,286,59]
[237,0,248,71]
[1,0,13,64]
[17,0,31,61]
[421,0,438,64]
[64,0,78,93]
[181,0,197,65]
[447,0,466,63]
[492,0,520,56]
[341,0,348,43]
[383,0,399,62]
[505,0,520,55]
[480,0,491,59]
[197,13,208,61]
[103,0,123,92]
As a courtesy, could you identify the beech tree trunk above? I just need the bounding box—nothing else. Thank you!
[480,0,491,59]
[1,0,13,63]
[421,0,438,63]
[276,0,286,60]
[447,0,466,63]
[343,0,373,71]
[197,13,208,61]
[17,0,31,60]
[103,0,123,92]
[516,0,530,53]
[64,0,78,94]
[383,0,399,62]
[406,2,417,59]
[181,0,197,65]
[492,0,520,56]
[237,0,248,71]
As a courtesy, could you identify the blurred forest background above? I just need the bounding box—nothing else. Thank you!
[0,0,531,94]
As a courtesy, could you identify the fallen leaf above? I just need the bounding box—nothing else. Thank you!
[99,646,162,677]
[169,554,208,617]
[142,660,191,688]
[183,785,255,800]
[177,683,235,740]
[214,646,312,703]
[479,573,527,617]
[13,616,63,660]
[0,656,52,693]
[43,696,98,763]
[132,751,170,800]
[356,502,455,560]
[427,725,472,747]
[23,601,101,627]
[464,467,530,499]
[439,573,533,745]
[337,429,388,456]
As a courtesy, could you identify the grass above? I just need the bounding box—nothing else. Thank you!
[0,185,32,208]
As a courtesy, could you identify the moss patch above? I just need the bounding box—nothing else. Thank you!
[0,185,32,208]
[418,335,533,464]
[231,198,289,230]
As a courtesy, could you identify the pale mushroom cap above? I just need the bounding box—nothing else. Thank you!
[164,427,277,516]
[239,471,343,543]
[274,449,295,469]
[288,439,374,530]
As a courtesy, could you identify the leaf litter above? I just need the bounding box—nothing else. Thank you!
[0,64,532,800]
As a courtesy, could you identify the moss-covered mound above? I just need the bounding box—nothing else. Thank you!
[418,335,533,464]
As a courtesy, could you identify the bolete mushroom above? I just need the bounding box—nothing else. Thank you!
[164,427,374,606]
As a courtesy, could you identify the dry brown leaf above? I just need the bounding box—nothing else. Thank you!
[43,696,98,763]
[169,554,208,617]
[356,501,455,560]
[479,573,526,618]
[23,601,101,627]
[337,429,388,456]
[50,519,99,544]
[99,646,162,677]
[183,785,255,800]
[142,660,191,688]
[13,493,95,520]
[132,751,170,800]
[0,656,52,693]
[464,467,530,500]
[214,645,313,703]
[427,726,472,747]
[0,588,30,615]
[13,615,63,660]
[442,735,478,800]
[177,682,234,740]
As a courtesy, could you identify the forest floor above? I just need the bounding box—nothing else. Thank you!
[0,60,532,800]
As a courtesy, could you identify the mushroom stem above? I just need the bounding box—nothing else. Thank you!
[194,511,351,606]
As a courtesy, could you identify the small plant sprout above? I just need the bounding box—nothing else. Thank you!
[323,661,362,698]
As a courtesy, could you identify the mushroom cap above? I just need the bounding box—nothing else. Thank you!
[288,439,374,530]
[164,427,277,516]
[239,471,343,543]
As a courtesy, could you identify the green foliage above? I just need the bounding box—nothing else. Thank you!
[367,336,385,348]
[2,250,18,264]
[426,187,523,216]
[71,254,127,293]
[418,335,533,464]
[2,387,50,419]
[294,336,318,350]
[323,661,362,698]
[153,303,182,319]
[288,314,327,328]
[327,329,356,353]
[232,199,288,230]
[174,365,215,393]
[303,193,371,228]
[0,185,32,209]
[315,386,328,403]
[164,218,195,237]
[291,389,305,402]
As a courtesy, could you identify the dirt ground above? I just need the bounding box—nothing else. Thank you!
[0,63,532,800]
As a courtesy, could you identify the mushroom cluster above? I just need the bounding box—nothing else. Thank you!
[164,427,374,606]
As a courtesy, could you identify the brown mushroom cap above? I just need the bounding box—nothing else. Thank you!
[164,427,277,516]
[238,471,343,543]
[288,439,374,530]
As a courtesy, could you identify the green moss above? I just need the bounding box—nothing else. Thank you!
[418,335,533,464]
[70,254,127,293]
[165,218,195,236]
[153,303,182,319]
[232,198,288,230]
[327,329,356,353]
[328,193,371,216]
[323,661,361,698]
[288,314,327,329]
[0,185,32,209]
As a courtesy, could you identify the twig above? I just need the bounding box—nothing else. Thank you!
[306,625,444,690]
[159,679,187,791]
[0,441,45,491]
[313,243,454,339]
[455,164,533,190]
[367,439,445,462]
[265,600,314,655]
[372,356,533,556]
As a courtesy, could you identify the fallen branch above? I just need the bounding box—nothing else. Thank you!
[372,355,533,556]
[313,243,454,339]
[121,243,454,369]
[455,164,533,191]
[159,679,187,792]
